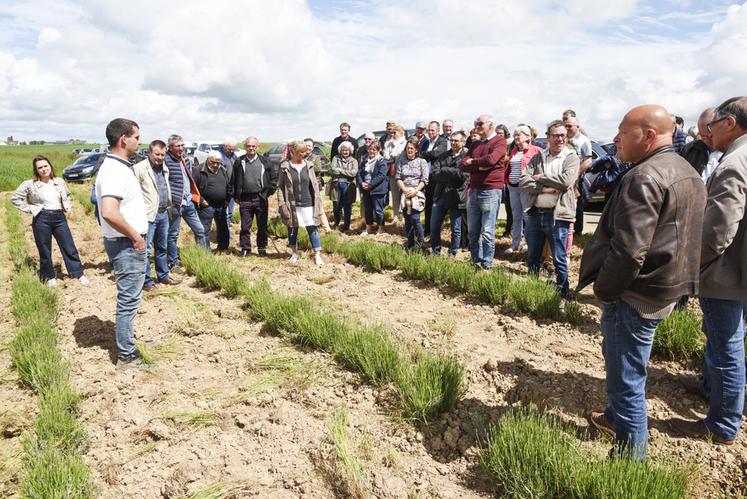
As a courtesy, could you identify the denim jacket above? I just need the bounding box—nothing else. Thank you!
[12,178,73,217]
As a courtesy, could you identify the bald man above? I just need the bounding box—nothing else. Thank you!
[577,104,707,460]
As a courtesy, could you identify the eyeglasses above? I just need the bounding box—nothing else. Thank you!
[549,133,566,140]
[474,121,484,127]
[706,115,730,133]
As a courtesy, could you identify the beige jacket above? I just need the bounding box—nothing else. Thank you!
[276,160,324,228]
[11,177,73,217]
[700,133,747,300]
[133,159,171,222]
[519,147,580,222]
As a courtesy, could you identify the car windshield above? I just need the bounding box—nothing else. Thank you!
[74,154,101,165]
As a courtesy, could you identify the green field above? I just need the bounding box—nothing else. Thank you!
[0,144,99,192]
[0,143,284,192]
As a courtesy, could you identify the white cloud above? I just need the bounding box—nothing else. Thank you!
[0,0,742,143]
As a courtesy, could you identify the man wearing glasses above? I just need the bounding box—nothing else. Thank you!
[460,114,507,270]
[578,105,706,460]
[680,107,722,183]
[520,120,579,299]
[672,96,747,447]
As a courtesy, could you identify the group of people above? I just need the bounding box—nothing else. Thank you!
[9,97,747,460]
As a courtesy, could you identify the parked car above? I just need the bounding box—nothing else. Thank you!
[191,143,245,166]
[262,141,330,175]
[62,153,106,183]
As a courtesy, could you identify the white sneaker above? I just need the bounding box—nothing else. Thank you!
[314,253,324,266]
[359,231,368,237]
[288,253,300,263]
[375,228,382,236]
[505,247,516,254]
[78,275,91,285]
[46,278,57,288]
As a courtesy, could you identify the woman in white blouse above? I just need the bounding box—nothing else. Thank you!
[11,155,89,287]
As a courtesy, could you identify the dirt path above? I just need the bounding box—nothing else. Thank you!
[5,192,745,497]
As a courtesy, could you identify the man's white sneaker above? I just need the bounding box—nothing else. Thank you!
[288,253,300,263]
[314,254,324,266]
[79,275,91,285]
[505,247,516,254]
[46,278,57,288]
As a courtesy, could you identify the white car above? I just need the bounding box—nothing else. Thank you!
[190,142,245,166]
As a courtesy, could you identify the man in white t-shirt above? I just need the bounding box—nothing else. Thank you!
[96,118,149,369]
[563,114,592,236]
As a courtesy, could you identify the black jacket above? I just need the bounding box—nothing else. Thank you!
[232,154,278,200]
[430,149,467,209]
[331,135,358,160]
[193,163,232,206]
[420,136,448,164]
[680,139,710,175]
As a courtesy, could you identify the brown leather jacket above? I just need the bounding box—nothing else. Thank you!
[276,159,324,228]
[577,147,706,304]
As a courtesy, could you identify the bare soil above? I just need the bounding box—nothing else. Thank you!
[1,194,745,498]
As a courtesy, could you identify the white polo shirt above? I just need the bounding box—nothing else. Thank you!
[95,154,148,238]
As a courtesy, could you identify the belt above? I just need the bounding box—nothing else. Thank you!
[158,206,168,213]
[105,234,147,241]
[508,182,519,187]
[529,206,555,213]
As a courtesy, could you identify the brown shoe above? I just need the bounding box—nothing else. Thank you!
[143,283,157,292]
[589,410,616,437]
[159,278,179,285]
[669,418,735,446]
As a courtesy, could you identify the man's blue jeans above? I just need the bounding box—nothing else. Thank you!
[226,197,235,240]
[144,210,169,287]
[601,300,662,460]
[467,188,501,269]
[167,202,208,267]
[104,237,146,360]
[430,197,462,256]
[699,297,746,441]
[198,203,229,251]
[525,208,570,298]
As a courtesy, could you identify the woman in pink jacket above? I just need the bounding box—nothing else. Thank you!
[504,125,541,253]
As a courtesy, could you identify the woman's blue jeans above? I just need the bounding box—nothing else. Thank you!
[333,180,352,230]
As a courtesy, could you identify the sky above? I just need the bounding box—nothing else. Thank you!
[0,0,745,144]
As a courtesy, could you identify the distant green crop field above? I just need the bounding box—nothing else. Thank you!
[0,144,98,192]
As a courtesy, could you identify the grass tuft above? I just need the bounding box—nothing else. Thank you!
[653,309,704,363]
[164,410,219,428]
[479,406,689,498]
[329,408,367,498]
[396,354,466,423]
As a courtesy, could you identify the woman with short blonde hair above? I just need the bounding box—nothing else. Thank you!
[277,140,325,265]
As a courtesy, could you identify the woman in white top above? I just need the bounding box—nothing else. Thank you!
[11,155,89,287]
[383,126,407,222]
[504,125,542,253]
[276,140,325,265]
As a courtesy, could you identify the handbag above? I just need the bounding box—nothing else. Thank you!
[346,183,357,204]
